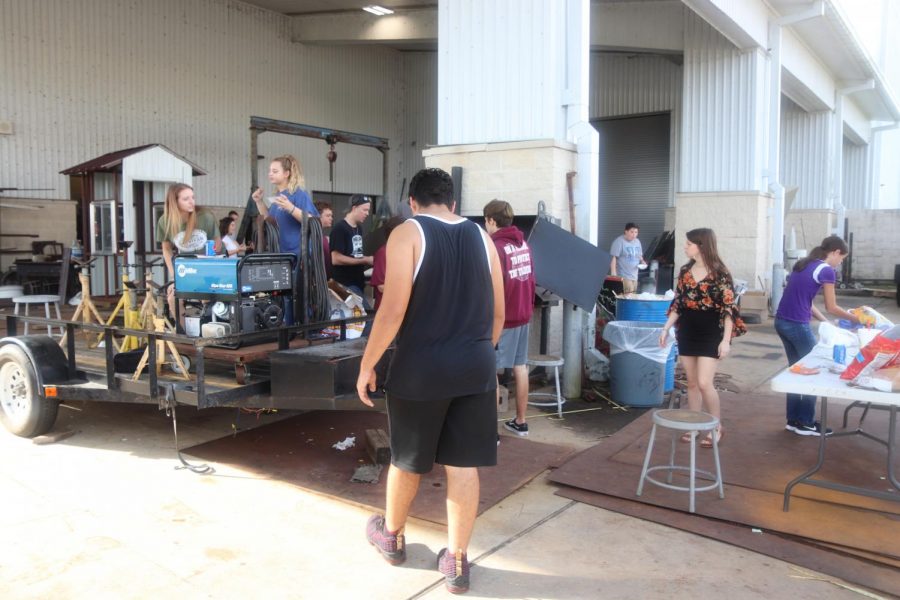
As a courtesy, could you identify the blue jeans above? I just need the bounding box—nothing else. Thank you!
[774,317,818,425]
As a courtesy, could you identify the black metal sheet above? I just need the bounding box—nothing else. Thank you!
[527,218,610,311]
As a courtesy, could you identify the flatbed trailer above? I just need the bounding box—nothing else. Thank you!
[0,313,382,446]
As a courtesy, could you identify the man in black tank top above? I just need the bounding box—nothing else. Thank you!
[357,168,505,594]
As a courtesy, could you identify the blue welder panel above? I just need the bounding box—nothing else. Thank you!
[174,257,240,296]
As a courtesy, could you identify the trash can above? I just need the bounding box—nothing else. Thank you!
[602,321,675,407]
[617,297,677,392]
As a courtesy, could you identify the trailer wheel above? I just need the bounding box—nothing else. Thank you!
[0,345,59,437]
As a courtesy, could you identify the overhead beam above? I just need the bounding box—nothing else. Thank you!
[591,1,684,53]
[681,0,769,50]
[249,116,389,150]
[291,7,436,45]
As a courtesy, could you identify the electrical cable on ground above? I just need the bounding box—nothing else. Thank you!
[495,405,613,423]
[164,385,213,474]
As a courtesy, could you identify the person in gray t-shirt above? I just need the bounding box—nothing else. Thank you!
[609,222,645,294]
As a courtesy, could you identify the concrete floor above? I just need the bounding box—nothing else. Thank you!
[1,296,897,599]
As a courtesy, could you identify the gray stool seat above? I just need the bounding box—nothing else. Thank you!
[636,409,724,513]
[13,294,63,337]
[526,354,565,418]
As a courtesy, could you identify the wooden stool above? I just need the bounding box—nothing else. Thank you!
[13,295,62,336]
[526,354,565,418]
[636,409,724,513]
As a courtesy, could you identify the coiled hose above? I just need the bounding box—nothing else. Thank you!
[249,215,329,324]
[305,217,330,323]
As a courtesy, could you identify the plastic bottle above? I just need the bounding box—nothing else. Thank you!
[71,239,84,261]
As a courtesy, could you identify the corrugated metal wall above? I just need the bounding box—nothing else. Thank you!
[0,0,406,207]
[596,114,671,251]
[399,52,438,200]
[589,52,682,204]
[842,139,869,210]
[437,0,566,145]
[780,98,831,209]
[680,10,765,193]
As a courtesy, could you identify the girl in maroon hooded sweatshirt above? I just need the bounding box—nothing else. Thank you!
[483,200,536,436]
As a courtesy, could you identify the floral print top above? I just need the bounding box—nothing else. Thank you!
[667,265,747,339]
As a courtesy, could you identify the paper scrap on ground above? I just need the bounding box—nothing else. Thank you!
[351,464,383,484]
[332,436,356,451]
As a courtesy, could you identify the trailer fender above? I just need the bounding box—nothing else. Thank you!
[0,335,70,391]
[0,336,66,437]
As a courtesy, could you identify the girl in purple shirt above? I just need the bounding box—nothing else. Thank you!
[774,235,860,436]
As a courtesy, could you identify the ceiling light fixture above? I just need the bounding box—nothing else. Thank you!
[362,5,394,16]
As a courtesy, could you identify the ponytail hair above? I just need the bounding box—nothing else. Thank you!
[793,234,848,273]
[272,154,305,194]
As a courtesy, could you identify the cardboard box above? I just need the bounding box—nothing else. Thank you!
[740,291,769,312]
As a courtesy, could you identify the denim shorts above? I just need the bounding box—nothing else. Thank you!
[496,323,529,369]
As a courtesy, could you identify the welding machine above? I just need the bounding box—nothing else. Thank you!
[174,253,296,347]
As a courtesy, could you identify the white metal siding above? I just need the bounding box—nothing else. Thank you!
[680,10,765,193]
[437,0,566,145]
[399,52,438,199]
[842,139,869,210]
[0,0,405,207]
[780,98,831,210]
[589,52,682,205]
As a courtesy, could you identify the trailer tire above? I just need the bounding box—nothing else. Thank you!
[0,344,59,437]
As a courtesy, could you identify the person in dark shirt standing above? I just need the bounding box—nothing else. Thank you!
[315,201,334,280]
[357,168,505,595]
[484,200,535,437]
[330,195,373,298]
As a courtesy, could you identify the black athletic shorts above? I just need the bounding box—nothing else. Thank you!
[385,390,498,474]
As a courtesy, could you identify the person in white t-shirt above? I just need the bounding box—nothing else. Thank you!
[219,216,249,257]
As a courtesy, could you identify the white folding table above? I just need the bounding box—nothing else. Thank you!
[770,354,900,510]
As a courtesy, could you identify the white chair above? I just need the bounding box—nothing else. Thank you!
[526,354,565,418]
[13,295,63,336]
[11,248,71,337]
[636,409,724,513]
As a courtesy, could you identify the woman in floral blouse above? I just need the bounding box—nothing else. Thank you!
[659,228,746,447]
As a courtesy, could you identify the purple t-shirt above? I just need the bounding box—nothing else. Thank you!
[776,260,836,322]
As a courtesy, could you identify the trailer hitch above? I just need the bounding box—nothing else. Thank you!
[161,384,214,474]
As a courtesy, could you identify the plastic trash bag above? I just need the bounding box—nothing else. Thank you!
[817,321,859,348]
[812,321,860,362]
[602,320,674,364]
[850,306,894,330]
[585,347,610,382]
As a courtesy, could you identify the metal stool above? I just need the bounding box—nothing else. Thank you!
[526,354,565,418]
[636,409,724,513]
[13,294,63,337]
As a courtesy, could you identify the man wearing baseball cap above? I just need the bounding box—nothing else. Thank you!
[330,194,374,299]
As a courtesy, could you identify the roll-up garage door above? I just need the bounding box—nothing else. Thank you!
[594,113,671,254]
